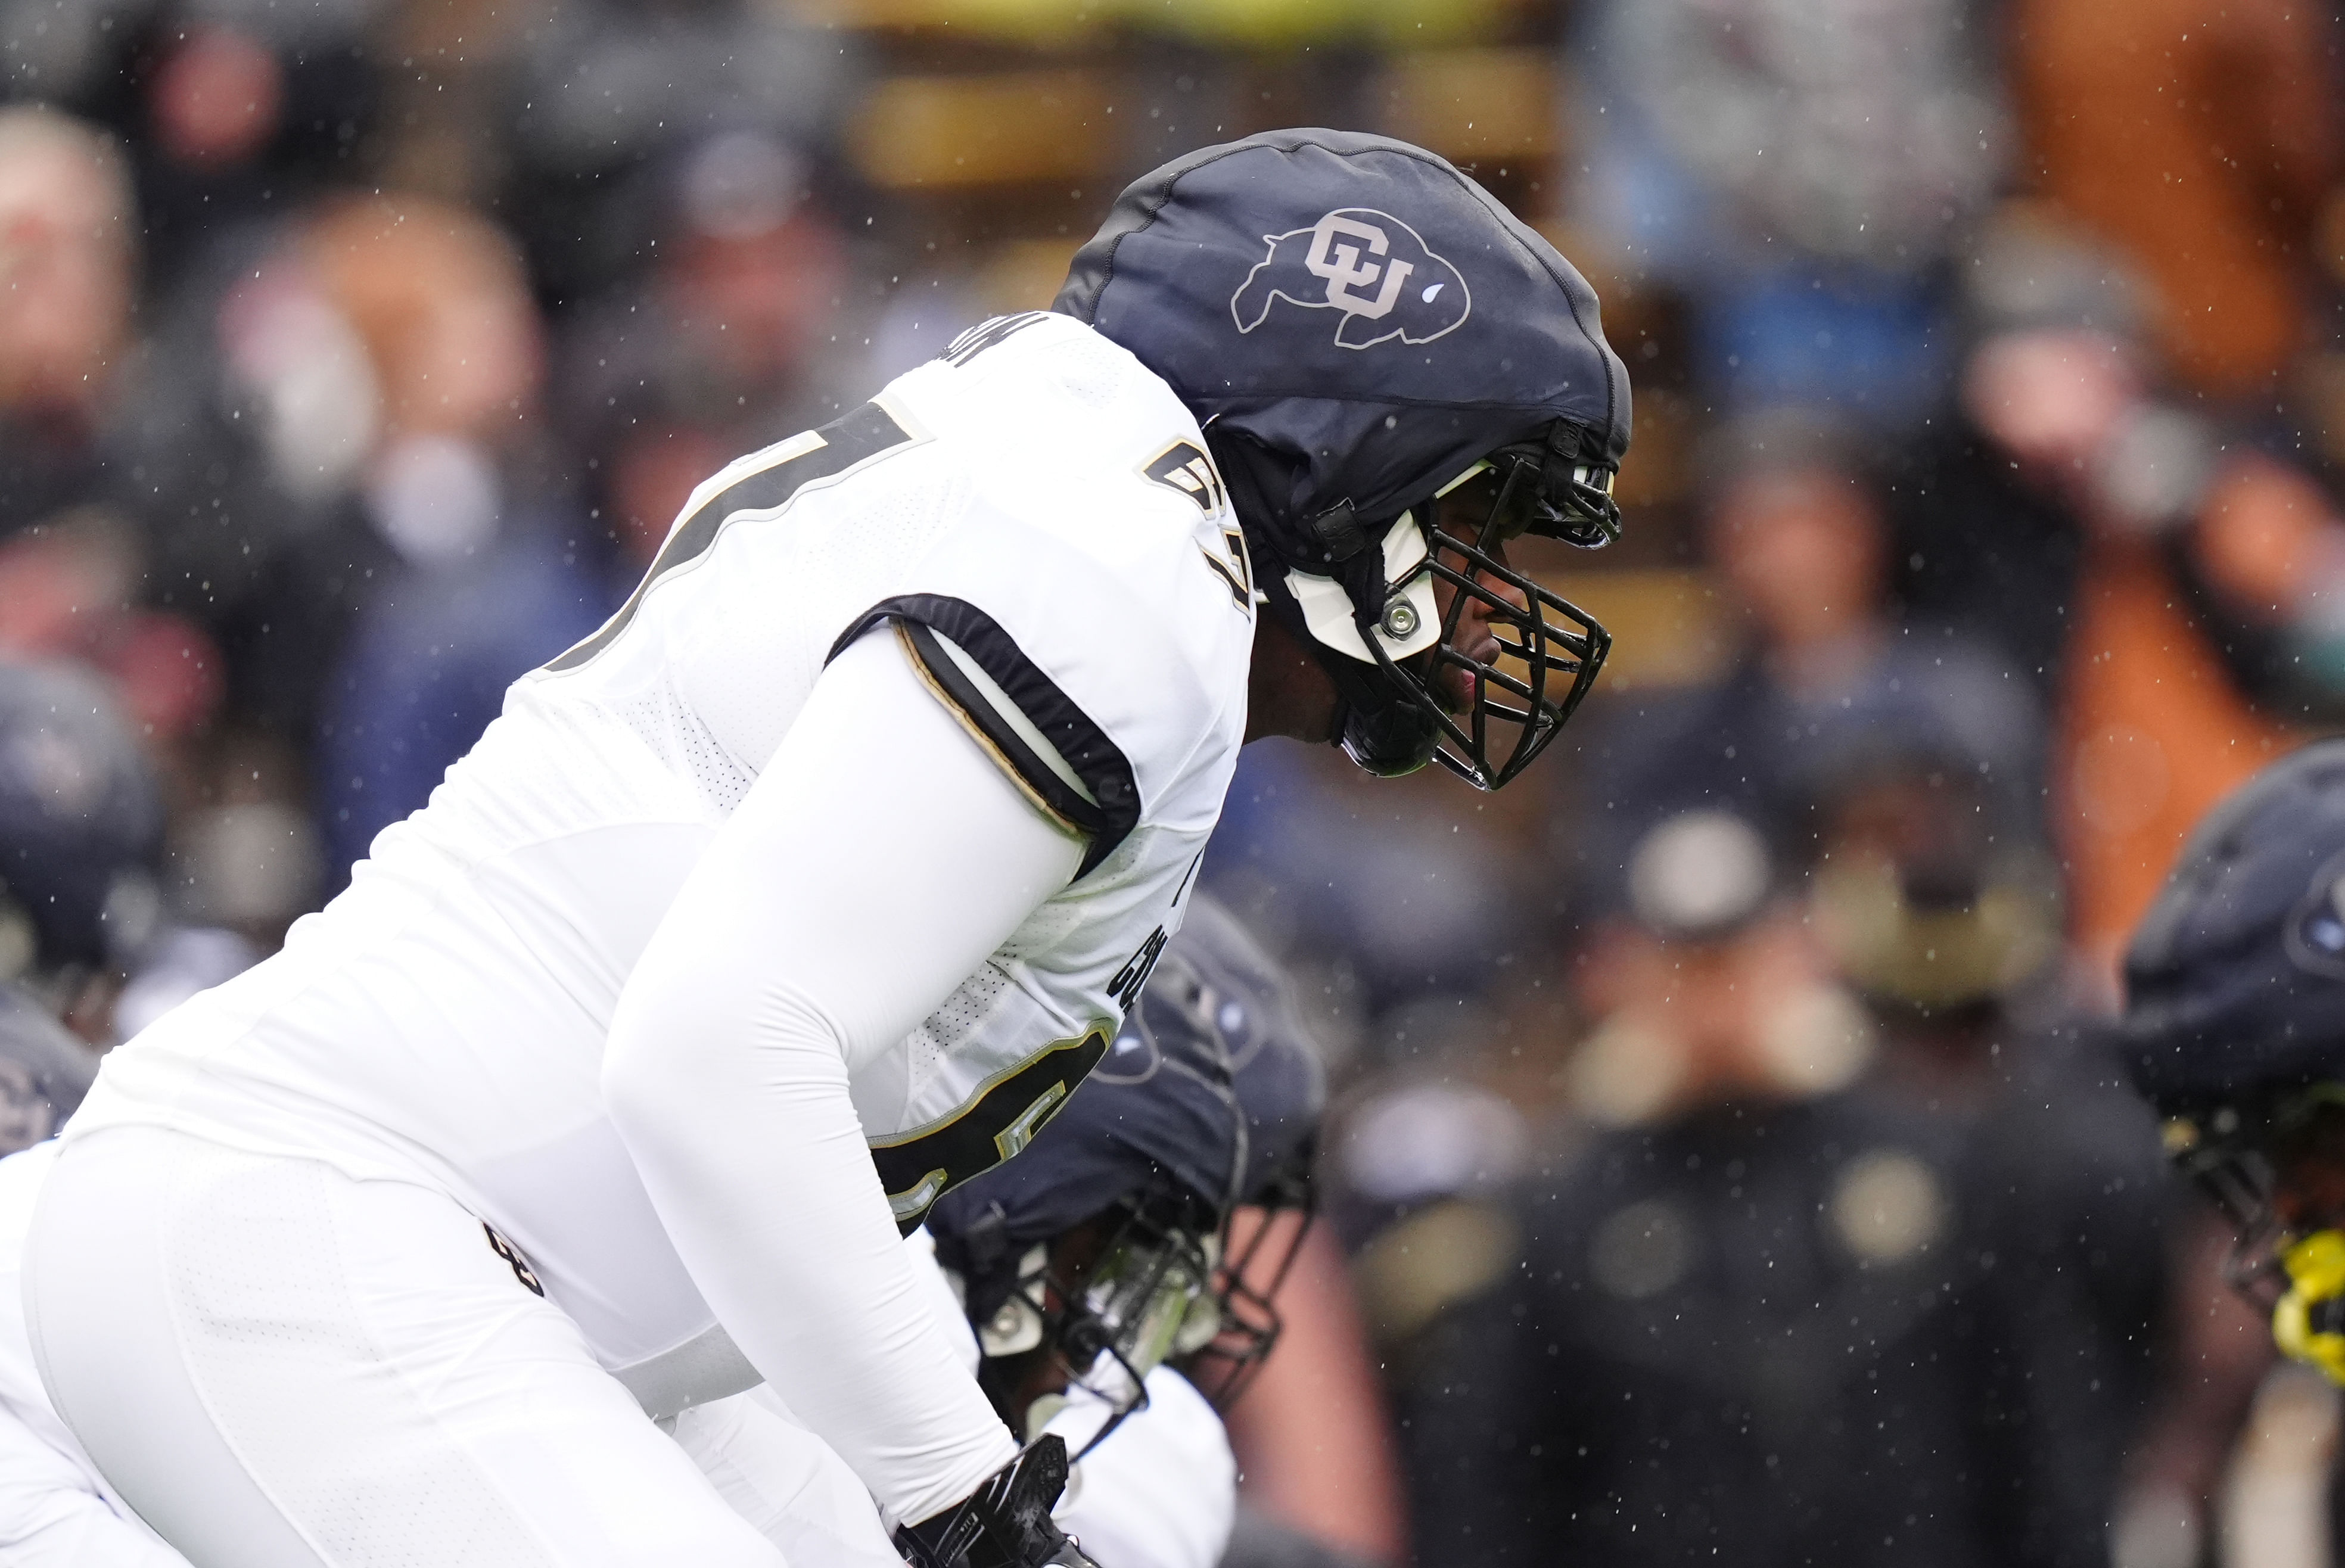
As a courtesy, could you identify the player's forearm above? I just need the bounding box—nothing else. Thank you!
[607,629,1075,1525]
[611,973,1013,1525]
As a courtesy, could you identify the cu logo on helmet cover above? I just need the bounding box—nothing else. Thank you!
[1230,208,1472,350]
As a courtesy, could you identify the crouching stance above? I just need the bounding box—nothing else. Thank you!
[0,895,1321,1568]
[24,129,1627,1568]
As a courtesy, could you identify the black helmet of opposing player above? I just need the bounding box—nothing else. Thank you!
[926,895,1325,1451]
[0,659,164,994]
[2123,740,2345,1383]
[1056,129,1631,789]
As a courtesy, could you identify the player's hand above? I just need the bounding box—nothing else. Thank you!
[895,1435,1102,1568]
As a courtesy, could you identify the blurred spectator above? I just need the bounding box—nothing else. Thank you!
[0,509,222,746]
[499,0,857,308]
[0,105,231,804]
[298,193,608,878]
[132,0,385,296]
[0,106,135,540]
[133,188,608,887]
[558,127,855,577]
[0,0,385,297]
[1205,746,1523,1024]
[1804,743,2061,1042]
[2011,0,2341,403]
[1892,215,2345,981]
[1568,0,2003,424]
[0,654,257,1105]
[1570,407,2041,897]
[125,188,606,884]
[1401,806,2168,1568]
[1803,727,2175,1564]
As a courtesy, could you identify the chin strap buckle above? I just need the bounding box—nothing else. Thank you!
[1308,500,1369,563]
[895,1436,1098,1568]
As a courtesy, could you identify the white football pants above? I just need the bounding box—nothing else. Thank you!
[23,1125,896,1568]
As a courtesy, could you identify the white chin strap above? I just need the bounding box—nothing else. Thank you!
[1283,512,1442,664]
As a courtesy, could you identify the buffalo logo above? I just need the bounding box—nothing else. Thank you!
[1231,209,1471,350]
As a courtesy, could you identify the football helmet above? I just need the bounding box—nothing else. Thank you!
[928,895,1325,1449]
[0,659,163,991]
[2123,740,2345,1380]
[1058,129,1631,789]
[0,982,95,1155]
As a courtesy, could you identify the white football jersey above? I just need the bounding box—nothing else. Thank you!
[70,312,1255,1406]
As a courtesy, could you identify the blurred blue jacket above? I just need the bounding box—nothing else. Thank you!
[317,521,614,883]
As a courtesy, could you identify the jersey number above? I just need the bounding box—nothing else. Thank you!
[543,401,920,674]
[869,1025,1112,1233]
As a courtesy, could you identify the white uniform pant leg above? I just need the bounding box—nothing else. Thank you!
[0,1383,189,1567]
[23,1127,784,1568]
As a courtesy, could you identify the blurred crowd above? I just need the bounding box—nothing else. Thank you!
[0,0,2341,1564]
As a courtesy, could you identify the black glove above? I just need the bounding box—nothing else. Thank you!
[895,1435,1099,1568]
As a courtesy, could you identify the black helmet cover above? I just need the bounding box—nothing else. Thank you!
[2123,739,2345,1115]
[1056,127,1628,564]
[1056,129,1631,788]
[927,894,1324,1424]
[929,894,1324,1264]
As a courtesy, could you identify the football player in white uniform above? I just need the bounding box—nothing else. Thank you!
[23,129,1629,1568]
[0,894,1317,1568]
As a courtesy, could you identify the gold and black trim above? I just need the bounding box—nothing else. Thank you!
[893,621,1096,843]
[1142,438,1227,518]
[828,594,1140,879]
[1198,525,1254,612]
[869,1025,1115,1233]
[543,400,922,674]
[483,1223,545,1296]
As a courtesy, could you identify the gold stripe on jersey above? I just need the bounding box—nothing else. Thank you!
[894,620,1086,842]
[868,1022,1115,1233]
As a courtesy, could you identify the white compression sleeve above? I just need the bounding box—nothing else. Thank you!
[605,627,1081,1528]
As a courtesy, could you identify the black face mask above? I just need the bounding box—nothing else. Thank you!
[2169,1092,2345,1300]
[960,1153,1318,1457]
[1180,1148,1315,1410]
[966,1175,1223,1457]
[1245,441,1615,790]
